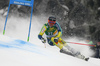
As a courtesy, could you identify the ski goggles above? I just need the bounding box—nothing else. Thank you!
[48,20,56,24]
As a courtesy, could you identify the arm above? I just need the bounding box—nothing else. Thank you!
[51,22,63,42]
[38,25,47,39]
[55,22,62,38]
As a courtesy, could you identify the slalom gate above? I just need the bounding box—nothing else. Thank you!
[3,0,34,41]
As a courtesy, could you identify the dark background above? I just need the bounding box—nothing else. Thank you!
[0,0,100,43]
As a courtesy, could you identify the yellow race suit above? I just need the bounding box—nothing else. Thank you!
[38,22,66,49]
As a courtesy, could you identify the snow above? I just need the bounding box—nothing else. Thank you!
[0,15,100,66]
[0,35,100,66]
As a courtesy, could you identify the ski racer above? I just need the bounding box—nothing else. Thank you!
[38,16,89,61]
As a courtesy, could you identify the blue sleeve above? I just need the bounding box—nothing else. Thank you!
[55,22,62,33]
[38,35,42,39]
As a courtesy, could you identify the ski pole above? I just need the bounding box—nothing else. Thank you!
[44,43,46,48]
[66,42,96,47]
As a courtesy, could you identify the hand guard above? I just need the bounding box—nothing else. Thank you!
[41,38,46,43]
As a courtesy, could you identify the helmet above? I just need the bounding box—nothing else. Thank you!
[48,16,56,27]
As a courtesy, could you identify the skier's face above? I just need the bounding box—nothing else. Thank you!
[48,20,56,27]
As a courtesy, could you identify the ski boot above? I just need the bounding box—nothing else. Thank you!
[84,57,89,61]
[75,53,89,61]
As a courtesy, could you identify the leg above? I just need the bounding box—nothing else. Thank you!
[51,37,89,61]
[47,38,55,46]
[58,38,67,46]
[60,45,80,56]
[60,45,89,61]
[51,37,64,49]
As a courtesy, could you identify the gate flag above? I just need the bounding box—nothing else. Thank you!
[3,0,34,42]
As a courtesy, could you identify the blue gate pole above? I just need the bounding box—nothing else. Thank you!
[27,6,34,42]
[3,3,11,35]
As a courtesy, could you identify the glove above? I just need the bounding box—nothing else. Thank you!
[41,38,46,43]
[54,37,59,43]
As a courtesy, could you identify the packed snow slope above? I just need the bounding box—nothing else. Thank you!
[0,35,100,66]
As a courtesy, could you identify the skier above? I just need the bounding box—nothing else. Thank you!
[38,16,89,61]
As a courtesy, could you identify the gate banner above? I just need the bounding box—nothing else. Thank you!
[10,0,33,7]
